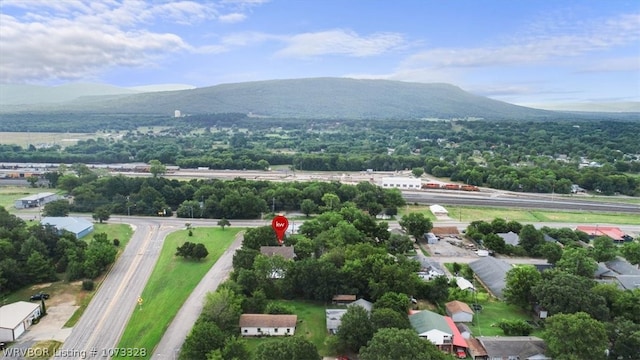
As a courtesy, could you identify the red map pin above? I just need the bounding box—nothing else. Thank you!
[271,215,289,245]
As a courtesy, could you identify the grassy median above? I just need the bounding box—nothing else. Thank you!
[115,227,241,358]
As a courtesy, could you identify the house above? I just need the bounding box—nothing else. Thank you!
[497,231,520,246]
[260,246,296,260]
[468,257,512,300]
[14,192,58,209]
[0,301,42,342]
[429,204,448,217]
[409,310,467,358]
[332,294,356,305]
[445,301,474,323]
[595,257,640,291]
[239,314,297,336]
[473,336,551,360]
[325,298,374,334]
[41,216,94,239]
[381,177,422,189]
[575,225,626,243]
[604,257,640,276]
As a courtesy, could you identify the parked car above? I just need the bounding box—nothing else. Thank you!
[30,292,50,301]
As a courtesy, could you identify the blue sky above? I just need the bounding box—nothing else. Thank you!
[1,0,639,108]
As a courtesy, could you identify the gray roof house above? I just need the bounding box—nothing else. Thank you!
[476,336,551,360]
[497,231,519,246]
[41,216,94,239]
[468,257,512,300]
[260,246,296,260]
[326,298,373,334]
[604,257,640,276]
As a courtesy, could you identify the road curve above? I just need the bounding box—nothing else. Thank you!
[152,232,244,359]
[53,219,179,359]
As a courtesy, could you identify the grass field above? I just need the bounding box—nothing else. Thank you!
[114,227,241,358]
[415,205,640,225]
[0,186,55,210]
[469,299,542,337]
[243,300,331,356]
[0,132,101,148]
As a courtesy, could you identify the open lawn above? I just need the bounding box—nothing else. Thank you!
[0,186,54,210]
[469,299,542,337]
[114,227,241,358]
[418,205,640,225]
[398,205,437,220]
[243,300,331,356]
[0,132,101,148]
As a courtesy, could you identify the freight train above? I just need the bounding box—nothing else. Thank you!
[421,183,480,191]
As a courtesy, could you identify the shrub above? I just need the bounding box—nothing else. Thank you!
[113,238,120,247]
[82,280,95,291]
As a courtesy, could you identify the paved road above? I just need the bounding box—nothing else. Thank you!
[152,232,244,360]
[52,219,179,360]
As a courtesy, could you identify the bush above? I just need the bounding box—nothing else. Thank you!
[497,319,533,336]
[113,238,120,247]
[82,280,95,291]
[265,302,295,314]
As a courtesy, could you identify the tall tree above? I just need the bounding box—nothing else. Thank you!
[518,224,544,255]
[556,247,598,277]
[201,287,244,334]
[335,304,374,353]
[217,218,230,230]
[149,159,166,178]
[591,236,617,262]
[180,319,225,360]
[621,241,640,265]
[253,336,321,360]
[543,312,608,360]
[359,328,446,360]
[92,205,111,224]
[398,213,432,240]
[42,199,70,217]
[503,265,542,309]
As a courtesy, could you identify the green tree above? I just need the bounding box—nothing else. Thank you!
[27,175,39,188]
[359,328,445,360]
[385,233,413,254]
[607,317,640,360]
[192,243,209,260]
[591,236,617,262]
[539,242,563,264]
[321,193,340,211]
[92,205,111,224]
[42,199,70,217]
[26,251,56,283]
[556,247,598,277]
[217,218,230,230]
[180,319,225,360]
[370,307,410,331]
[219,337,250,360]
[300,199,317,217]
[497,319,533,335]
[411,167,424,178]
[83,233,117,278]
[335,304,374,353]
[253,336,320,360]
[374,292,411,315]
[398,213,432,240]
[621,241,640,265]
[201,287,243,334]
[518,224,544,256]
[149,159,166,178]
[503,265,542,309]
[543,312,607,360]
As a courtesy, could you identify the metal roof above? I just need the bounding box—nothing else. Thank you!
[0,301,40,329]
[469,257,512,299]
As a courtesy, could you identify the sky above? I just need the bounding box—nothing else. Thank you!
[1,0,639,109]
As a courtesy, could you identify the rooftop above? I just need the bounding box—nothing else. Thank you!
[239,314,297,328]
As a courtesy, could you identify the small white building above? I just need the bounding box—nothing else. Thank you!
[240,314,297,336]
[381,177,422,190]
[429,204,448,216]
[174,110,181,118]
[0,301,42,342]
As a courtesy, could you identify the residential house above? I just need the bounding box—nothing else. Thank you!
[469,336,551,360]
[575,225,626,243]
[325,298,373,334]
[332,294,356,305]
[468,257,512,300]
[260,246,296,260]
[445,301,474,323]
[409,310,467,358]
[239,314,297,337]
[497,232,519,247]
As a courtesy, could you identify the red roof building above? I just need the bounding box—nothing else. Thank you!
[576,226,626,242]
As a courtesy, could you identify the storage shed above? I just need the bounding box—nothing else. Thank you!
[445,300,474,323]
[0,301,42,342]
[429,204,448,216]
[41,217,94,239]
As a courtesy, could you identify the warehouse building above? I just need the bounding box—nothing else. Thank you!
[0,301,42,342]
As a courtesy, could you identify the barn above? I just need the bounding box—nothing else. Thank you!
[0,301,42,342]
[41,217,94,239]
[14,192,58,209]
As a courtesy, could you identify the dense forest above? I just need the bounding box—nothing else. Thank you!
[1,115,639,195]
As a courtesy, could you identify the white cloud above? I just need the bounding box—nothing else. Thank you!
[0,0,264,83]
[275,29,406,58]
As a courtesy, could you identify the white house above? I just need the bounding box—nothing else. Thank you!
[239,314,297,336]
[381,177,422,190]
[0,301,42,342]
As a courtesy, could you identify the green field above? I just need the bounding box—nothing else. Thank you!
[243,300,331,356]
[0,186,54,210]
[115,227,241,358]
[403,204,640,225]
[469,299,541,337]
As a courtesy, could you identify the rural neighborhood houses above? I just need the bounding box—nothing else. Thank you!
[466,336,550,360]
[0,301,42,342]
[408,309,467,358]
[325,298,373,334]
[239,314,297,337]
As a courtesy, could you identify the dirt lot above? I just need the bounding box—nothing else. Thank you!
[424,235,479,257]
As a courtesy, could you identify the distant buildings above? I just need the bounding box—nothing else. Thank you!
[14,192,58,209]
[381,177,422,189]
